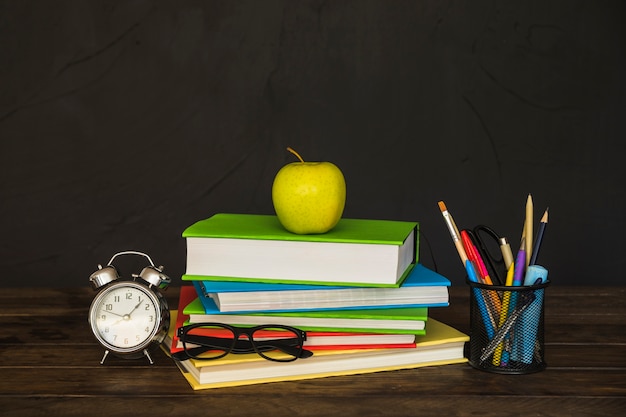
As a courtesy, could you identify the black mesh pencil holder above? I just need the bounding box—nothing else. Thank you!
[466,279,549,374]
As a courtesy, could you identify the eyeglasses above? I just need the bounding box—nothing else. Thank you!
[173,323,314,362]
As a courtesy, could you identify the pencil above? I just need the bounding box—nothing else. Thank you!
[525,194,533,268]
[492,263,515,366]
[438,201,469,266]
[529,208,549,265]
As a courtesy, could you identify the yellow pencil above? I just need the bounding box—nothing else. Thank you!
[492,263,515,366]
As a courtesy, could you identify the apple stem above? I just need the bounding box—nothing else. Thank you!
[286,147,305,163]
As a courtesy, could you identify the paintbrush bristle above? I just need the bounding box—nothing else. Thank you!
[438,201,447,212]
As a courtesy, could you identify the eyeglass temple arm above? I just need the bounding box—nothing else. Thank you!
[171,335,243,361]
[254,340,314,358]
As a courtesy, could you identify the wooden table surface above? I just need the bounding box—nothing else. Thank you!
[1,285,624,416]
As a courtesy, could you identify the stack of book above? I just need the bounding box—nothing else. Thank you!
[166,213,468,389]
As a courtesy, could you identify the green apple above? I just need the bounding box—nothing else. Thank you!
[272,147,346,234]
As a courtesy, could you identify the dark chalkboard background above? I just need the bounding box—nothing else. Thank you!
[1,1,624,287]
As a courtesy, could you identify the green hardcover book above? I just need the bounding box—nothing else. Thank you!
[183,296,428,335]
[174,319,468,389]
[182,213,419,287]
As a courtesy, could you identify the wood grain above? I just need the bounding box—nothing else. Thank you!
[0,286,624,417]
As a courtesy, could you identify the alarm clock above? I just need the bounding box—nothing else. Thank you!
[88,251,171,364]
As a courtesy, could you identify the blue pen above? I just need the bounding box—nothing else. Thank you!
[466,260,495,340]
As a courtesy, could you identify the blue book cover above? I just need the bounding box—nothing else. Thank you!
[194,264,450,313]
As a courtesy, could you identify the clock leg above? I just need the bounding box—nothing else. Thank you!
[100,350,110,365]
[143,349,154,365]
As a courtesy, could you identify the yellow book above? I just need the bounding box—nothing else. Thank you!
[170,318,468,389]
[177,357,468,390]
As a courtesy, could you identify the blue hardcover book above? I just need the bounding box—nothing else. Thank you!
[195,264,450,313]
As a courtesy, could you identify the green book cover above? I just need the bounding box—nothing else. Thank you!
[183,297,428,335]
[183,213,419,287]
[183,213,419,246]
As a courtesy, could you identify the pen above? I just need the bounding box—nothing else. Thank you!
[461,230,502,312]
[461,231,484,283]
[461,230,493,285]
[525,194,533,268]
[499,237,514,269]
[512,238,526,286]
[529,208,548,266]
[502,237,527,364]
[465,259,495,339]
[438,201,468,266]
[524,265,548,286]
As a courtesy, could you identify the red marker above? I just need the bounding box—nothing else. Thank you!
[460,230,494,286]
[461,230,501,312]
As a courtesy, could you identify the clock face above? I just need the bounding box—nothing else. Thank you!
[90,282,161,352]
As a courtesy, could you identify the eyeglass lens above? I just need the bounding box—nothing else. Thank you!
[182,324,306,362]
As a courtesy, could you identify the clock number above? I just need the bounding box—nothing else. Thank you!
[90,281,167,353]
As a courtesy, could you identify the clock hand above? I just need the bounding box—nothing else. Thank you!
[125,298,145,318]
[112,317,125,326]
[100,308,127,325]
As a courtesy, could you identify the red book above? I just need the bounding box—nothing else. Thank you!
[170,286,417,354]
